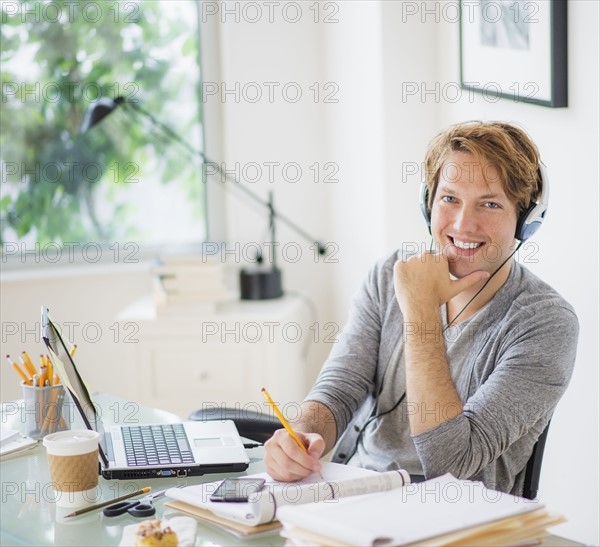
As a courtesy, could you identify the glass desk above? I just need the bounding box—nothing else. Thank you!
[0,394,282,546]
[0,394,583,547]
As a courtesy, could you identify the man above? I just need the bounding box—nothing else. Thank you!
[264,121,579,495]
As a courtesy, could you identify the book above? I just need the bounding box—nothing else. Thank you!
[150,253,231,316]
[164,462,410,536]
[159,276,227,293]
[277,473,565,547]
[0,429,38,458]
[152,258,224,277]
[157,289,231,303]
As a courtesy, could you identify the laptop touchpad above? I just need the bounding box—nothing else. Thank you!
[193,437,222,448]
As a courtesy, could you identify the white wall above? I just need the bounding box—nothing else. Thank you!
[0,265,153,403]
[205,4,338,380]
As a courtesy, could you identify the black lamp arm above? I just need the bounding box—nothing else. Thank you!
[121,99,326,255]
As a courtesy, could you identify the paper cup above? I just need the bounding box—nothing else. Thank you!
[43,430,100,508]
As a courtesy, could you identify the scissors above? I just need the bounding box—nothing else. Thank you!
[103,485,184,518]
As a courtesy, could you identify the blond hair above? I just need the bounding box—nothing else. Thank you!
[424,121,542,215]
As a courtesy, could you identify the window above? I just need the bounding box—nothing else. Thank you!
[1,0,206,265]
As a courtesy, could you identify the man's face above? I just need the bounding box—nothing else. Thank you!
[430,151,518,279]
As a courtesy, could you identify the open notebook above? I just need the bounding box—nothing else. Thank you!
[165,462,410,535]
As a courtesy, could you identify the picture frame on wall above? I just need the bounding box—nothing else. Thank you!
[460,0,568,107]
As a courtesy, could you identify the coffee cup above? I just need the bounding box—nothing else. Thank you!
[43,430,100,508]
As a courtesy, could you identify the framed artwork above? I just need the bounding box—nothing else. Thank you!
[460,0,568,107]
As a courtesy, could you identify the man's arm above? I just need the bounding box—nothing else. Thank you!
[294,400,338,452]
[264,253,396,482]
[402,304,462,435]
[393,253,488,435]
[264,401,336,481]
[394,253,578,485]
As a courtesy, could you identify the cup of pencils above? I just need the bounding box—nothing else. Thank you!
[8,351,69,440]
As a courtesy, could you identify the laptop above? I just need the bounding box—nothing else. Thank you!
[41,307,249,480]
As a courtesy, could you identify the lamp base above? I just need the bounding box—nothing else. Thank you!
[240,268,283,300]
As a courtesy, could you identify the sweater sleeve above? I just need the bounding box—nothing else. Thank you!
[412,301,579,480]
[305,256,391,439]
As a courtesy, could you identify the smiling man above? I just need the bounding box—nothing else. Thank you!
[264,121,579,496]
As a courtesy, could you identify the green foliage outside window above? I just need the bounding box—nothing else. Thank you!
[1,0,205,251]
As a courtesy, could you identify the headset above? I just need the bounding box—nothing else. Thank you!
[419,163,550,242]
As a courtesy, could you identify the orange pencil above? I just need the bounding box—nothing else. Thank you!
[69,344,77,358]
[7,355,32,385]
[10,361,33,386]
[44,356,54,386]
[38,364,48,387]
[21,351,37,377]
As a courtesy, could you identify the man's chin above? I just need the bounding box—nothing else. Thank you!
[448,262,484,280]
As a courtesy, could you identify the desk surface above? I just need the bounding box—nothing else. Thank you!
[0,395,583,547]
[0,394,280,547]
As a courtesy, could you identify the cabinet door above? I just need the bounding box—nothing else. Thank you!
[136,340,267,418]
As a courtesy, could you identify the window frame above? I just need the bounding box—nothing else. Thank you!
[0,2,226,272]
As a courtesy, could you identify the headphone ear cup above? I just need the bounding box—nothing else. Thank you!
[515,164,550,241]
[515,203,536,241]
[419,183,431,235]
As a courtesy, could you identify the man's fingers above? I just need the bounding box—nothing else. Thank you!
[264,429,320,481]
[304,434,326,463]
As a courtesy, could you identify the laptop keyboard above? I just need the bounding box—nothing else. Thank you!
[121,424,194,467]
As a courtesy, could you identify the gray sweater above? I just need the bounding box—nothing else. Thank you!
[307,251,579,495]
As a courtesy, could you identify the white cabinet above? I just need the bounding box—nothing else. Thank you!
[117,296,310,418]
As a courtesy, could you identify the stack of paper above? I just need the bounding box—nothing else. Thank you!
[152,255,230,315]
[278,473,565,546]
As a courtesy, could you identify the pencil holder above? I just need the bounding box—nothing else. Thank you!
[22,383,69,440]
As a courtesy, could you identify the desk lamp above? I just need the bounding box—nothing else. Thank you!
[81,96,326,300]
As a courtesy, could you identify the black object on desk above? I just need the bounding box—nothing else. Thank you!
[103,499,155,518]
[189,407,280,444]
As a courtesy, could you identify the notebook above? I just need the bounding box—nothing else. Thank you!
[164,462,410,533]
[41,306,249,480]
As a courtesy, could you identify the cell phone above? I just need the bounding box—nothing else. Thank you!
[209,478,266,502]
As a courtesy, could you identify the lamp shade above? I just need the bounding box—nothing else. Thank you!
[80,97,124,133]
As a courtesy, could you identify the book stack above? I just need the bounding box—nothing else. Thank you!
[152,255,231,316]
[278,474,565,547]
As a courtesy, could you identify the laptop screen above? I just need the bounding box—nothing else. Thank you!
[41,306,109,467]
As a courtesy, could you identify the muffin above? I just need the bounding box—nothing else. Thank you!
[135,519,178,547]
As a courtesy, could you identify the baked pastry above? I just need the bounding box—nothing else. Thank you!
[135,519,178,547]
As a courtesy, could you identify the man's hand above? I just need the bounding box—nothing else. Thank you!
[393,251,489,313]
[264,429,325,482]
